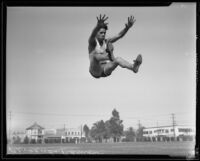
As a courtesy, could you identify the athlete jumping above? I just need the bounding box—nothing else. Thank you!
[88,14,142,78]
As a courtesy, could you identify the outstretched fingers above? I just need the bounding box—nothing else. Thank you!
[96,14,101,21]
[103,16,108,21]
[128,15,133,22]
[101,14,108,22]
[125,15,136,28]
[97,14,108,22]
[131,15,134,20]
[131,15,136,23]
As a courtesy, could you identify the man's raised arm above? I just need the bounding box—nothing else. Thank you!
[88,14,108,44]
[108,15,136,43]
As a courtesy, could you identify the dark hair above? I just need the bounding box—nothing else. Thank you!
[99,23,108,30]
[102,25,108,30]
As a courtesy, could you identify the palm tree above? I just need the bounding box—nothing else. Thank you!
[90,120,106,143]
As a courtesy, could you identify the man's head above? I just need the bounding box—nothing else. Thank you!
[96,26,107,42]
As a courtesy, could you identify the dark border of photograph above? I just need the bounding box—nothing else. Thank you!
[1,0,199,160]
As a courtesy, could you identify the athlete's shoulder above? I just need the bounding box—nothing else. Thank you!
[88,40,97,53]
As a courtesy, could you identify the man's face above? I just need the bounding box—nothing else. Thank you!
[96,28,106,41]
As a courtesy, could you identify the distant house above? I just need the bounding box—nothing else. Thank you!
[26,122,45,143]
[43,127,86,143]
[44,128,65,143]
[64,127,85,143]
[44,129,57,135]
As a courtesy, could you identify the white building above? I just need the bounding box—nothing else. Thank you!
[26,122,45,143]
[143,125,195,141]
[65,128,84,138]
[43,127,85,143]
[64,127,85,143]
[44,129,57,135]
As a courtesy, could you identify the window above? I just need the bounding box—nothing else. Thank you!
[178,128,192,132]
[157,129,161,133]
[32,130,37,135]
[143,131,148,134]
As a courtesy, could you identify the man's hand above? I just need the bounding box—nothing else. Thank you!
[125,15,136,29]
[97,14,108,26]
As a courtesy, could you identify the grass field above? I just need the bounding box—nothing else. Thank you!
[7,141,195,157]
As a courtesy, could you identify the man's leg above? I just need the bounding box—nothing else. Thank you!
[103,57,133,75]
[104,55,142,75]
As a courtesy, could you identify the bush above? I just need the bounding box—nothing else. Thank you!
[24,136,29,144]
[30,139,36,144]
[37,139,42,144]
[13,136,21,144]
[80,137,86,143]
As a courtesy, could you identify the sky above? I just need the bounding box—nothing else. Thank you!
[6,3,196,132]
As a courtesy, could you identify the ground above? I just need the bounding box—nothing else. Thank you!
[7,141,195,158]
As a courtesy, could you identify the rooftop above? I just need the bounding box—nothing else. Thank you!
[26,122,45,130]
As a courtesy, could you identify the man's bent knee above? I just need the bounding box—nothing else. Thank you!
[114,57,122,64]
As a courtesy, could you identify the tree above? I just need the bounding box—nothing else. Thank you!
[107,109,124,142]
[90,120,106,142]
[83,124,90,142]
[124,127,136,142]
[24,136,29,144]
[13,136,21,144]
[136,124,145,141]
[104,120,111,141]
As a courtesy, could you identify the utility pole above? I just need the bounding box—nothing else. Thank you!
[138,120,141,129]
[81,124,82,138]
[171,113,176,141]
[137,120,141,141]
[156,121,159,137]
[80,124,83,143]
[63,123,66,143]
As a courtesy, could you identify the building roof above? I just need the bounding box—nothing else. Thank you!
[143,125,195,130]
[26,122,45,130]
[44,129,57,135]
[44,133,63,138]
[44,129,65,138]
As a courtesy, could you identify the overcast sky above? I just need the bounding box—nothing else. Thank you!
[6,3,196,132]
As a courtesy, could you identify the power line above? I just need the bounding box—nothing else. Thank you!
[11,111,195,118]
[11,111,110,117]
